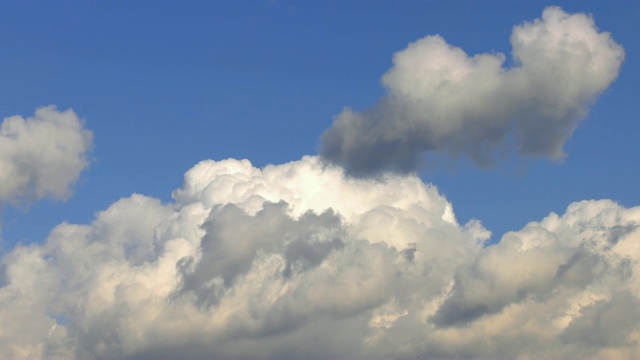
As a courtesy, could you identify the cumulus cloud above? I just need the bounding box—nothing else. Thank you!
[0,106,93,205]
[320,7,625,176]
[0,6,636,360]
[1,156,639,359]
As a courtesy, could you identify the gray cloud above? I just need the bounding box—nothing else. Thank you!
[320,7,624,176]
[178,201,346,306]
[560,292,640,350]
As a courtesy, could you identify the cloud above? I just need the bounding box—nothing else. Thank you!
[0,157,482,359]
[319,7,625,176]
[0,106,93,206]
[1,157,639,359]
[0,6,636,360]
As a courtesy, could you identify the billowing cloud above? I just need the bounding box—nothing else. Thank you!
[320,7,625,176]
[1,156,639,359]
[0,106,93,205]
[0,6,636,360]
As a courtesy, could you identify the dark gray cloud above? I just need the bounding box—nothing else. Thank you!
[320,7,624,176]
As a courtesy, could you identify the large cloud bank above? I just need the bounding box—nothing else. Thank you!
[320,7,625,175]
[2,156,640,359]
[0,106,93,205]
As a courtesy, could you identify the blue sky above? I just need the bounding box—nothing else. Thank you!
[2,1,638,247]
[2,2,640,359]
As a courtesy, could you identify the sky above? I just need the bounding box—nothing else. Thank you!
[1,1,640,359]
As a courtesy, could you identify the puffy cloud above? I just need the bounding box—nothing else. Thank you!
[423,200,640,359]
[0,106,93,205]
[320,7,625,176]
[1,156,639,359]
[0,6,635,360]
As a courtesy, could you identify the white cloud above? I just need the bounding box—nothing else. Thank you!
[320,6,625,176]
[1,157,639,359]
[0,6,636,360]
[0,106,93,205]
